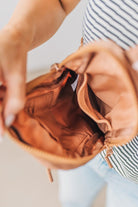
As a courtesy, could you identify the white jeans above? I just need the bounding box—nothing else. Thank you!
[58,154,138,207]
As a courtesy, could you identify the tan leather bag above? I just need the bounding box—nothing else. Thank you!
[7,40,138,181]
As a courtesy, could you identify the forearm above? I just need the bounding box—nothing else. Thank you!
[5,0,79,50]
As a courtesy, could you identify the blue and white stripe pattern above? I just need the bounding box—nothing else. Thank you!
[82,0,138,49]
[82,0,138,183]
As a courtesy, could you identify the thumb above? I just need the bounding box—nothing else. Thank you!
[4,68,26,127]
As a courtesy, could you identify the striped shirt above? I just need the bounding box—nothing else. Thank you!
[82,0,138,183]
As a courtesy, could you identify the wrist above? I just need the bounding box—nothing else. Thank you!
[3,21,35,51]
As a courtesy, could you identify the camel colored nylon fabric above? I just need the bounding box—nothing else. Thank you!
[8,40,138,170]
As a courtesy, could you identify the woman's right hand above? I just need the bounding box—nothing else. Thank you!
[0,26,30,139]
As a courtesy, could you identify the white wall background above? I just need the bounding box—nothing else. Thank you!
[0,0,87,72]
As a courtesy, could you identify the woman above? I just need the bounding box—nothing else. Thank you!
[0,0,137,207]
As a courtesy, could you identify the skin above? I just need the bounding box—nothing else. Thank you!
[0,0,80,135]
[0,0,137,137]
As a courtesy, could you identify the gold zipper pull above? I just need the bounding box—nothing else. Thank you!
[47,168,53,183]
[105,146,113,168]
[50,63,60,71]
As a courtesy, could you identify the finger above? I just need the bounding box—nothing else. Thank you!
[0,111,4,139]
[0,92,4,138]
[0,66,5,83]
[0,68,6,136]
[0,85,6,101]
[3,64,26,127]
[132,61,138,71]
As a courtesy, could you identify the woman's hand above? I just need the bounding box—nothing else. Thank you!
[0,26,30,139]
[0,0,80,140]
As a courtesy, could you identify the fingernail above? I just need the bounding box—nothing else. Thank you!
[5,114,15,127]
[132,61,138,71]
